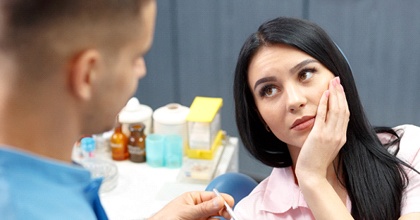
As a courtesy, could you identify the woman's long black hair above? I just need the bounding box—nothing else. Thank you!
[233,17,414,219]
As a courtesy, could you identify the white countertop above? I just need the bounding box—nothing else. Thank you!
[99,137,238,219]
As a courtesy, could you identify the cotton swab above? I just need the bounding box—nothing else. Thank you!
[213,188,239,220]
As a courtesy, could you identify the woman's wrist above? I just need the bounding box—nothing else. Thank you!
[297,172,328,190]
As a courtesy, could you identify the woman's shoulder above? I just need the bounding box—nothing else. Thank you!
[393,124,420,164]
[394,124,420,134]
[235,171,271,208]
[233,171,270,218]
[394,125,420,216]
[234,167,297,217]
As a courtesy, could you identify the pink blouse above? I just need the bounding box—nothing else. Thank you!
[234,124,420,219]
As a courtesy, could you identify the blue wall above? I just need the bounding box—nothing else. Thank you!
[136,0,420,181]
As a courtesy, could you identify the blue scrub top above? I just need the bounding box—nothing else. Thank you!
[0,147,108,220]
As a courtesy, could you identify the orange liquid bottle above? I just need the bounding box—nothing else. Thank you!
[110,123,128,161]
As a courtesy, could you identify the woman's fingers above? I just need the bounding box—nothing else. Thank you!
[326,77,340,129]
[337,81,350,129]
[314,89,330,126]
[326,77,349,146]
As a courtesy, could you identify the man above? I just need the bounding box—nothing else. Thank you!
[0,0,234,219]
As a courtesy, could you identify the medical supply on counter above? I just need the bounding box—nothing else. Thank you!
[153,103,189,154]
[145,134,165,167]
[164,135,183,168]
[80,158,119,193]
[119,97,153,136]
[80,137,96,158]
[128,123,146,163]
[110,123,129,161]
[186,96,223,159]
[145,134,183,168]
[92,130,112,155]
[177,131,229,183]
[78,137,119,193]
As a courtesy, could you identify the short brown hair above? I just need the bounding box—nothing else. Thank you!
[0,0,143,79]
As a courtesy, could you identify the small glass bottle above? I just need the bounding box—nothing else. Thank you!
[80,136,96,159]
[128,123,146,163]
[110,123,128,161]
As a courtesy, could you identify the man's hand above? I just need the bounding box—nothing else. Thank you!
[148,191,234,220]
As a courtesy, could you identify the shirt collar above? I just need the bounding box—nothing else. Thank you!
[0,146,92,185]
[259,167,308,213]
[259,167,352,214]
[0,146,108,219]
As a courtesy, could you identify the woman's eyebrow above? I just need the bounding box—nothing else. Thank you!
[253,76,277,91]
[252,59,318,91]
[289,59,318,74]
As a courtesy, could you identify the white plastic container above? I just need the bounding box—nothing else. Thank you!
[118,97,153,136]
[153,103,190,147]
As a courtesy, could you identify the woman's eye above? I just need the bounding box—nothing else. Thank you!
[259,85,278,97]
[299,68,316,81]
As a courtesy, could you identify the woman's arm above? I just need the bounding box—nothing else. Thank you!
[298,175,352,220]
[396,125,420,218]
[399,213,420,220]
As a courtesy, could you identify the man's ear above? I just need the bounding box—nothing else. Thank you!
[68,49,101,101]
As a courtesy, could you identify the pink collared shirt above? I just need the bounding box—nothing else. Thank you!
[234,124,420,219]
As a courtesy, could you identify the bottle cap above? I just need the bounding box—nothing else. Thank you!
[153,103,190,125]
[118,97,153,124]
[80,137,96,153]
[129,123,145,132]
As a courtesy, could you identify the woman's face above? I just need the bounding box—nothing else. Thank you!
[248,44,335,149]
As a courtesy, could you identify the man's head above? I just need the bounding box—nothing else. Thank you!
[0,0,156,135]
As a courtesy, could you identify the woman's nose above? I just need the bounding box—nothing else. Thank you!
[286,85,306,112]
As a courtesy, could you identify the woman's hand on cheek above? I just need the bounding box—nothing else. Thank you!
[295,77,350,180]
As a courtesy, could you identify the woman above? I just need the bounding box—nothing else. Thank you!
[233,17,420,219]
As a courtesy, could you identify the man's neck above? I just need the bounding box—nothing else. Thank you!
[0,90,80,163]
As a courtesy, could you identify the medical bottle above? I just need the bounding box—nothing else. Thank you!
[118,97,153,136]
[80,136,96,159]
[110,123,128,161]
[128,123,146,163]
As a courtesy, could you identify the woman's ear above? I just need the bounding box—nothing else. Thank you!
[67,49,100,101]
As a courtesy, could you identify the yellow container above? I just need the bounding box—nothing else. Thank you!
[186,130,224,159]
[186,96,223,159]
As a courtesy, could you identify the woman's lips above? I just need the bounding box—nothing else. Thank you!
[291,116,315,131]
